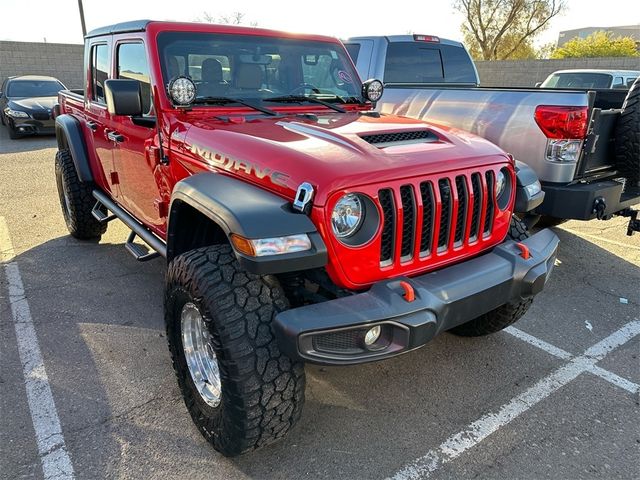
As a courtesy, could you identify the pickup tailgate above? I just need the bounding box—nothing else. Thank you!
[377,86,590,184]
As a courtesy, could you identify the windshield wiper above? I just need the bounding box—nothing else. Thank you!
[193,96,277,116]
[264,95,346,113]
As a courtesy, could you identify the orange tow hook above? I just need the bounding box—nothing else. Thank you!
[515,242,530,259]
[399,281,415,302]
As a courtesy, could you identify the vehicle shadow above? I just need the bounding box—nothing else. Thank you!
[0,126,56,154]
[9,224,639,479]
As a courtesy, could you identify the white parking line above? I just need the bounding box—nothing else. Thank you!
[389,320,640,480]
[506,326,640,394]
[0,218,75,480]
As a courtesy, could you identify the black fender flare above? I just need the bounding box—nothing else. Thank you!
[55,114,93,183]
[168,173,328,274]
[514,160,545,213]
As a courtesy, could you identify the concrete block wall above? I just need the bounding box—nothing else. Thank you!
[0,41,84,90]
[1,40,639,91]
[476,57,640,87]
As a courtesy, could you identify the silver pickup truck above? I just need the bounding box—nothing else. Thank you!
[345,35,640,234]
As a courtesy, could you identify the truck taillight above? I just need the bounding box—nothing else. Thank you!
[534,105,588,164]
[413,34,440,43]
[534,105,588,139]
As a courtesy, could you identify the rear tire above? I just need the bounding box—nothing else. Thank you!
[55,149,107,239]
[449,216,533,337]
[165,245,306,457]
[615,77,640,187]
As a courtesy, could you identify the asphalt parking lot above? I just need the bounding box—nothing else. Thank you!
[1,127,639,480]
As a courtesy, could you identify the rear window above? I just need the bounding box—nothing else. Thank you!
[7,80,63,97]
[541,73,613,89]
[344,43,361,63]
[384,42,477,84]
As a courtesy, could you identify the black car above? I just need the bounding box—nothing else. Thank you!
[0,75,66,139]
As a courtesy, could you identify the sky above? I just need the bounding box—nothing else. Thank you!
[1,0,638,47]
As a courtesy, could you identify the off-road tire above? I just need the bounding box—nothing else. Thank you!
[449,216,533,337]
[615,77,640,187]
[55,149,107,239]
[165,245,306,457]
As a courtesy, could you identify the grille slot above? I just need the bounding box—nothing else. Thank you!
[419,182,434,255]
[375,170,498,267]
[437,179,452,251]
[454,176,467,245]
[360,130,437,146]
[469,173,482,240]
[484,171,495,235]
[400,185,415,259]
[379,189,395,264]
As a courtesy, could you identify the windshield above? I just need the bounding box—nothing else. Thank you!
[7,80,64,98]
[541,73,613,89]
[158,32,362,104]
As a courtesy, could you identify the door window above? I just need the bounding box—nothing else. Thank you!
[91,44,109,104]
[117,43,152,113]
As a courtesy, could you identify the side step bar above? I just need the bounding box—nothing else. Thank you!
[92,190,167,260]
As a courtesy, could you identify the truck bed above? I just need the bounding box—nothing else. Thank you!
[377,85,624,184]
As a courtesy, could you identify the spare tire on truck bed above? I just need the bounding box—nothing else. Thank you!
[615,77,640,188]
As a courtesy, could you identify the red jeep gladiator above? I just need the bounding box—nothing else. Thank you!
[54,20,559,456]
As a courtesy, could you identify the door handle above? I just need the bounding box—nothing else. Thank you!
[107,131,125,143]
[87,120,98,131]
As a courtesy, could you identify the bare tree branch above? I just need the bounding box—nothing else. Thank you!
[455,0,566,60]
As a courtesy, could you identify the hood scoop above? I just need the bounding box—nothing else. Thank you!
[359,129,438,148]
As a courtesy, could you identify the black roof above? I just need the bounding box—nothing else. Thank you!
[85,20,151,39]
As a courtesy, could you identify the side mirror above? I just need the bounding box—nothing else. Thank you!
[534,82,542,88]
[362,78,384,103]
[104,79,142,116]
[0,91,4,99]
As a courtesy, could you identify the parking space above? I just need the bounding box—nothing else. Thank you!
[1,126,639,479]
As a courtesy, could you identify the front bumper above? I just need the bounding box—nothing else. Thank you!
[536,179,640,220]
[274,228,559,365]
[10,117,55,135]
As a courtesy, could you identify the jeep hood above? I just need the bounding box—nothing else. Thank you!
[180,112,509,206]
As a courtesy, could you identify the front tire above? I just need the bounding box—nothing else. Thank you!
[165,245,305,457]
[449,216,534,337]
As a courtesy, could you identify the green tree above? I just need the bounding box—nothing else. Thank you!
[551,31,639,58]
[455,0,566,60]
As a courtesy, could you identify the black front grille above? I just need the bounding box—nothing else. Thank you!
[454,176,467,244]
[399,185,415,258]
[360,130,436,146]
[31,111,50,121]
[470,173,482,240]
[419,182,434,255]
[484,171,495,234]
[379,189,395,263]
[377,170,498,267]
[437,179,452,250]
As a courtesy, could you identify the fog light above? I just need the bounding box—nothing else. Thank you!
[364,325,381,346]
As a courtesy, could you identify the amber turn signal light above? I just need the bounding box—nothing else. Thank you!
[230,234,256,257]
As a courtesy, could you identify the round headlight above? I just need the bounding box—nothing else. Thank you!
[495,170,506,200]
[331,194,364,238]
[168,76,196,106]
[362,79,384,102]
